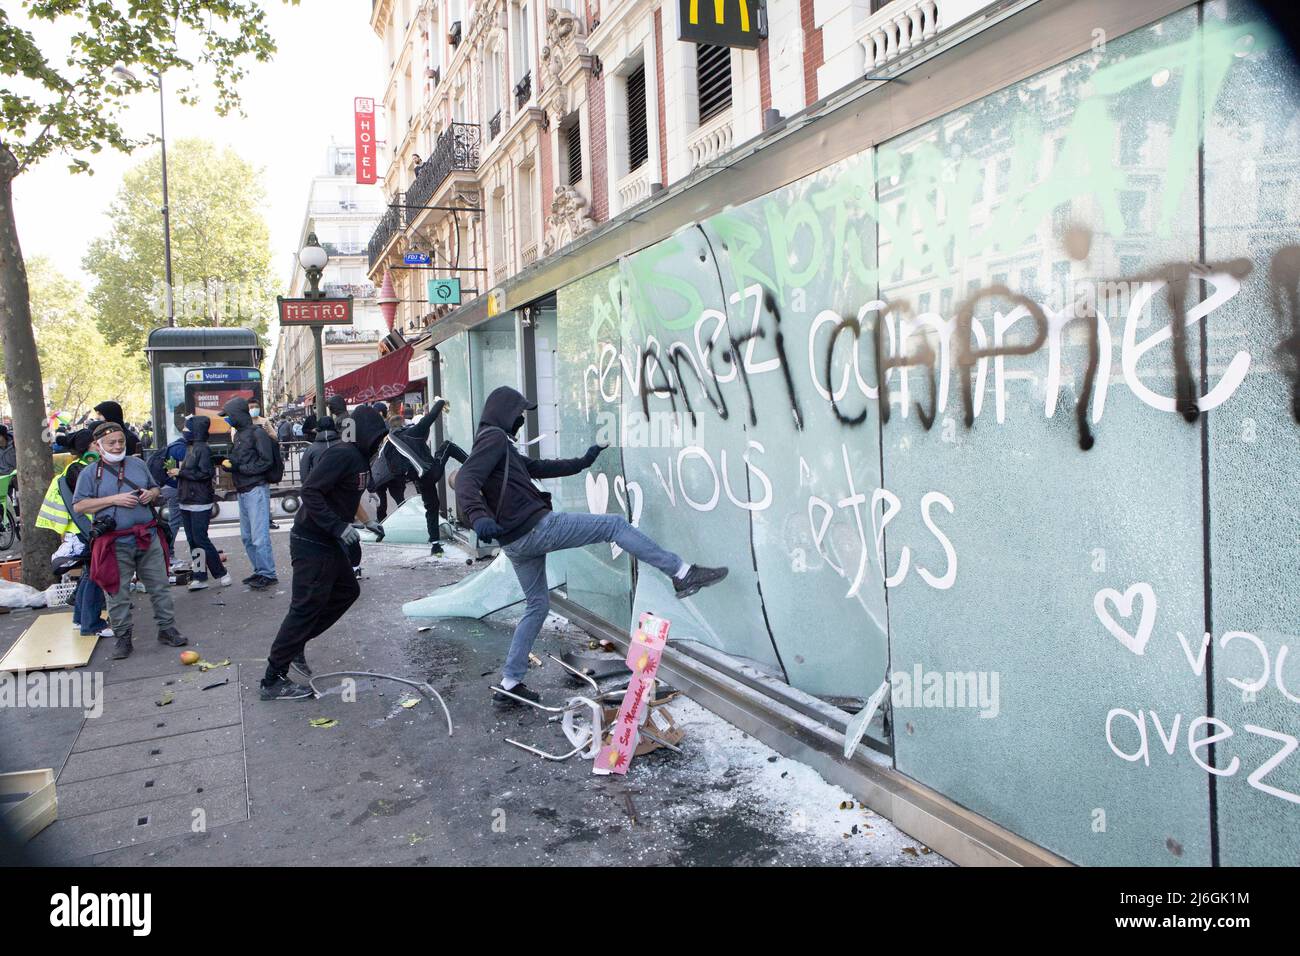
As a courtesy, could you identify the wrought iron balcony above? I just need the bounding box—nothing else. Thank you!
[320,241,368,256]
[405,122,482,216]
[514,72,531,109]
[367,203,402,269]
[489,110,501,140]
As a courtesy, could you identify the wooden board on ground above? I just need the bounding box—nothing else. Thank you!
[0,769,57,843]
[0,612,96,673]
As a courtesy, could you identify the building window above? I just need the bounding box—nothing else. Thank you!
[564,117,583,185]
[627,63,649,172]
[518,164,535,248]
[696,43,732,124]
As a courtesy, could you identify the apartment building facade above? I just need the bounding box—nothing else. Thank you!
[365,0,988,327]
[270,142,390,406]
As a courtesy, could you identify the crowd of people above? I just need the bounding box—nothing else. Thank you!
[24,387,729,709]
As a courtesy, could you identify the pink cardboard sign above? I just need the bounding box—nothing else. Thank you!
[594,613,672,775]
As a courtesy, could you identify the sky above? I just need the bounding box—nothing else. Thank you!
[12,0,384,316]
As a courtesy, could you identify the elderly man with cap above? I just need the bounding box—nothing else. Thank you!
[72,421,186,659]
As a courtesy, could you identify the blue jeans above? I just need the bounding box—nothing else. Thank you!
[72,572,106,634]
[160,486,184,560]
[499,511,683,683]
[238,483,276,580]
[181,507,226,581]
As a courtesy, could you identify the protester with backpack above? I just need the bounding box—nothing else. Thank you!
[172,415,230,591]
[220,397,281,590]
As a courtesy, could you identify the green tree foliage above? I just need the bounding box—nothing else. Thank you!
[86,138,276,349]
[0,257,151,421]
[0,1,285,587]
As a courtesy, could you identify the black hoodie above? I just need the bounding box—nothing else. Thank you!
[94,400,140,455]
[221,396,276,493]
[454,386,593,545]
[177,416,217,506]
[298,417,339,483]
[294,405,388,543]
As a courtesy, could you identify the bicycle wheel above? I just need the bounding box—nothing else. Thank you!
[0,518,15,553]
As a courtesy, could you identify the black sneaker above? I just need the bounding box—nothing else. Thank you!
[111,635,134,660]
[493,683,541,706]
[289,654,313,682]
[157,627,187,648]
[430,542,444,556]
[673,564,729,598]
[241,574,259,585]
[248,575,277,590]
[259,676,314,701]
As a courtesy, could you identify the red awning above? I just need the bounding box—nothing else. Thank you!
[320,343,415,404]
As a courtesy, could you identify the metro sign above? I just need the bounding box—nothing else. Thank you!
[277,297,354,326]
[678,0,765,48]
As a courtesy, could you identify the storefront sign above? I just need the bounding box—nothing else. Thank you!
[678,0,764,49]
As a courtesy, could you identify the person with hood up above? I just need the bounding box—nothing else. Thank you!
[93,401,140,456]
[298,415,339,482]
[258,406,387,700]
[456,387,728,705]
[173,416,230,591]
[370,397,466,554]
[220,396,280,589]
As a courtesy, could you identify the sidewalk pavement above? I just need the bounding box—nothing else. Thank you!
[0,524,949,866]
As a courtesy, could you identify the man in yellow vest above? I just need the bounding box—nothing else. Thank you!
[35,429,112,637]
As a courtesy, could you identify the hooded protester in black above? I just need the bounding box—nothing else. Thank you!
[455,386,600,546]
[298,416,339,484]
[293,405,388,544]
[94,400,140,455]
[373,398,466,548]
[260,405,388,699]
[221,397,277,493]
[176,416,216,507]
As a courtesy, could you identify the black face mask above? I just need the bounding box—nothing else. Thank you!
[512,414,526,434]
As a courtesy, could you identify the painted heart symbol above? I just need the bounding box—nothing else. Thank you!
[585,471,610,517]
[1094,583,1157,657]
[610,477,644,559]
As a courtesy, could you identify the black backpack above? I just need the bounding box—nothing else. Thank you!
[146,447,170,485]
[263,432,285,484]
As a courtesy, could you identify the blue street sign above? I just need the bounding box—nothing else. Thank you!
[404,252,431,265]
[427,277,462,305]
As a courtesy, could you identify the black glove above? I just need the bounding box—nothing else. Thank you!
[582,444,608,466]
[363,520,385,542]
[473,517,503,542]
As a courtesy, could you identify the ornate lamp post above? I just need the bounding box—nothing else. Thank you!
[298,233,330,419]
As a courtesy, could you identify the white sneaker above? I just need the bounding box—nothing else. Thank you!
[218,574,233,587]
[188,578,208,591]
[97,626,114,638]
